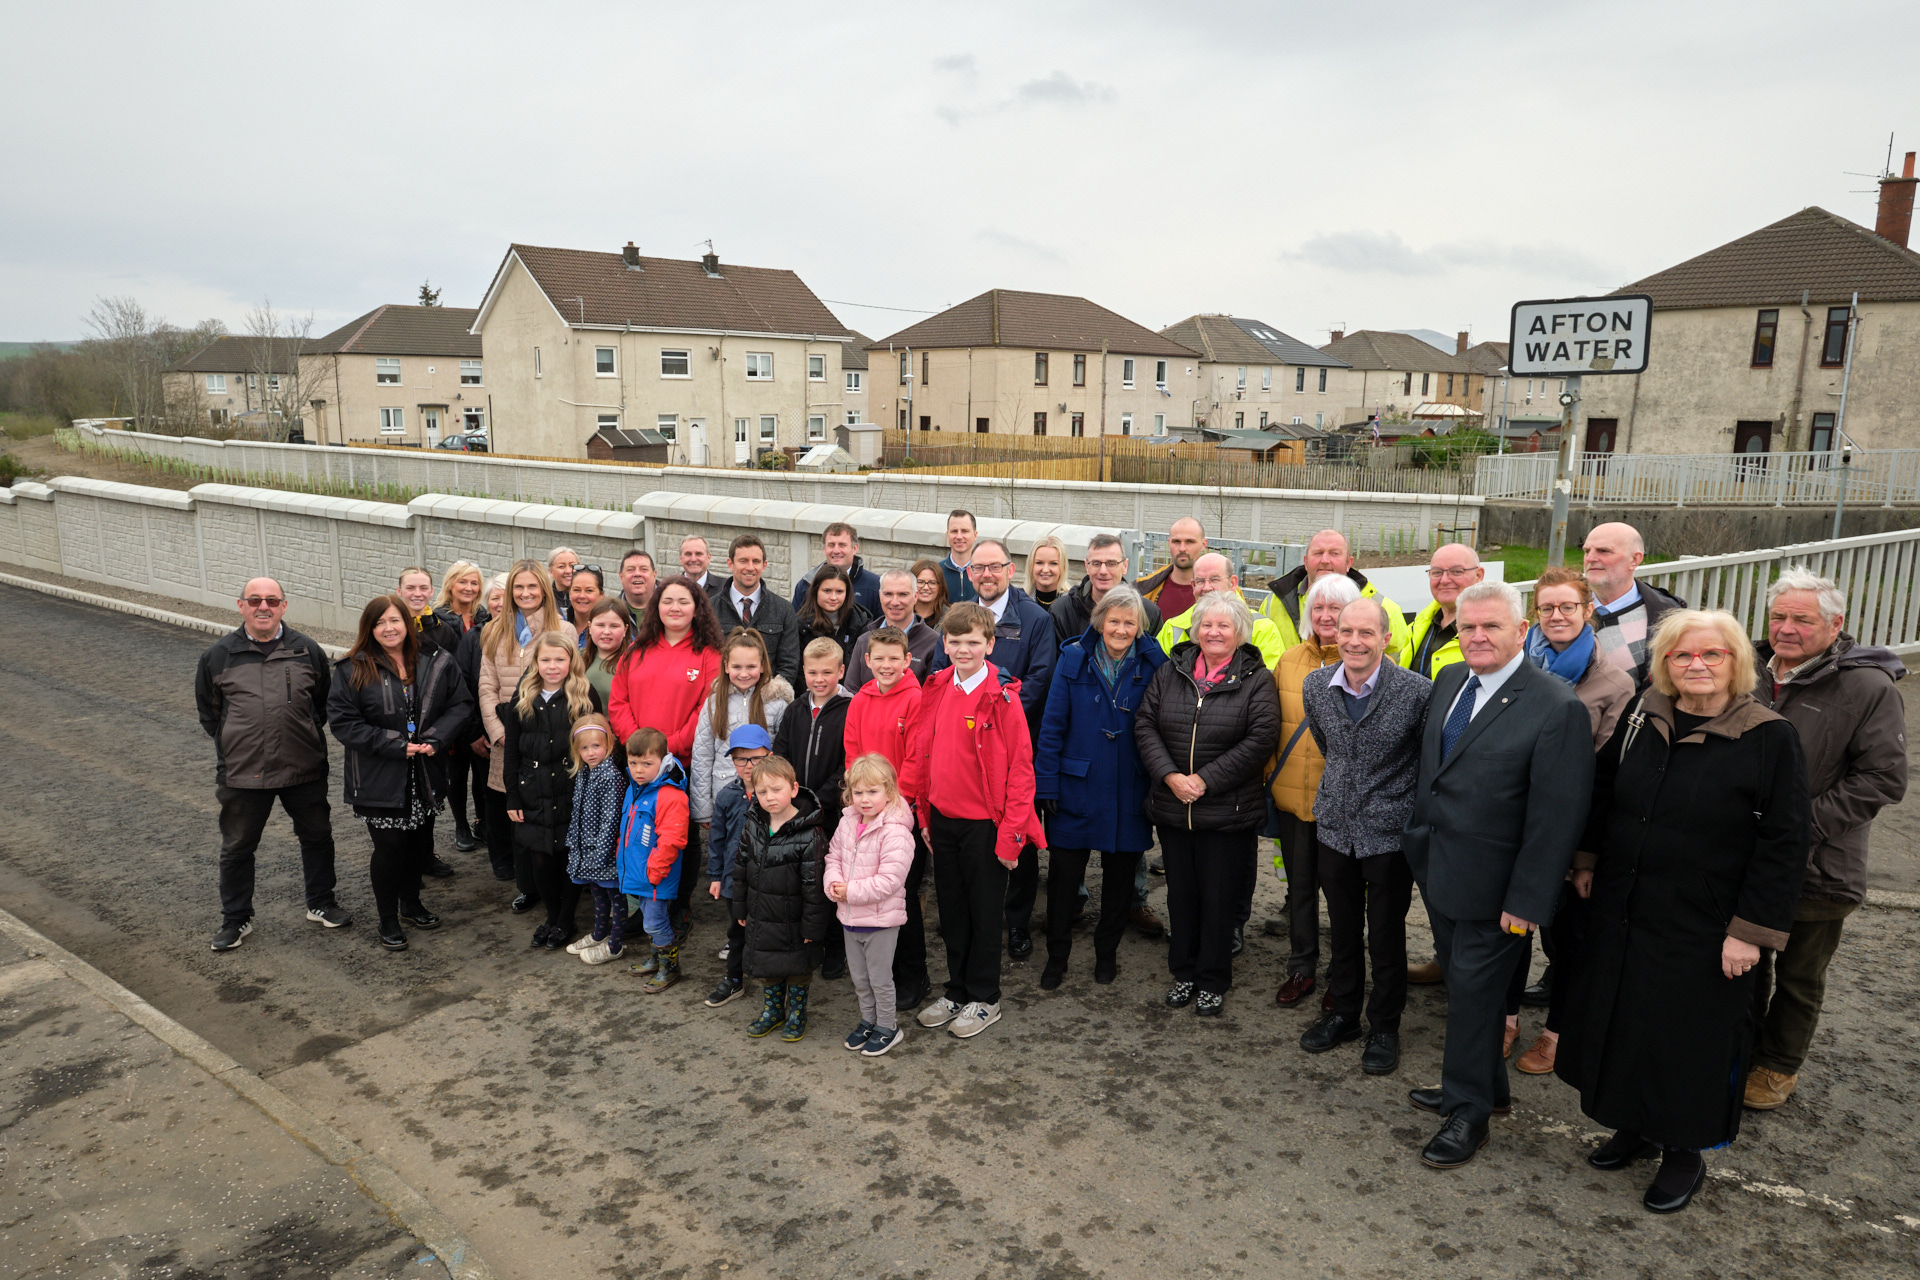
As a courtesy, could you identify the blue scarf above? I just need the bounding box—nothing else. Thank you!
[1092,641,1132,691]
[1526,623,1594,686]
[515,611,534,648]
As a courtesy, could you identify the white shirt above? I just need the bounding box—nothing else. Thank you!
[730,582,763,617]
[979,590,1010,624]
[1329,659,1384,697]
[954,664,993,695]
[1445,650,1526,724]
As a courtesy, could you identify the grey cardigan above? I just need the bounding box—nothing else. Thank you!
[1300,660,1432,857]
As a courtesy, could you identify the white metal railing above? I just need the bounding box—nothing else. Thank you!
[1514,526,1920,653]
[1476,448,1920,507]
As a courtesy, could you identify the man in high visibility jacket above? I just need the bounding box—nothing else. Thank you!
[1155,553,1287,670]
[1403,543,1484,680]
[1261,529,1411,666]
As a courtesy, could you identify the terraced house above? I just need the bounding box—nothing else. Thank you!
[302,304,484,448]
[471,242,855,464]
[1160,314,1352,438]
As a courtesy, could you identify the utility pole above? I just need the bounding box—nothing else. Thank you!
[1547,375,1582,566]
[1098,338,1109,482]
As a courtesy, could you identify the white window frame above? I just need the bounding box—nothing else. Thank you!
[204,374,226,393]
[659,349,691,379]
[534,347,542,378]
[657,414,678,442]
[845,409,860,425]
[1153,413,1166,433]
[1314,412,1324,428]
[1121,358,1136,389]
[1236,366,1247,390]
[807,354,826,381]
[1120,411,1133,435]
[1261,366,1272,391]
[1155,360,1168,388]
[1296,366,1306,392]
[899,352,910,385]
[845,370,863,392]
[807,414,826,441]
[745,352,774,381]
[267,375,281,393]
[1318,368,1328,393]
[597,412,621,432]
[460,359,482,385]
[375,358,400,385]
[379,407,405,435]
[759,414,777,442]
[594,347,617,377]
[1258,411,1269,428]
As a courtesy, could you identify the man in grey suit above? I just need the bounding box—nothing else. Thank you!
[1401,581,1594,1170]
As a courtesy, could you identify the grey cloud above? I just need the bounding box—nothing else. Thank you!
[1284,231,1613,281]
[977,229,1064,263]
[1011,71,1114,107]
[932,53,977,74]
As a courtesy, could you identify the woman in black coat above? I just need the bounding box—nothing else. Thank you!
[1556,609,1809,1215]
[436,566,493,853]
[1134,591,1281,1018]
[500,632,605,950]
[327,593,474,951]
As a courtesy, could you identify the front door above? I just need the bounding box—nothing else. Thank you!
[1584,417,1616,454]
[689,419,708,467]
[423,408,442,447]
[733,417,749,464]
[1734,420,1772,455]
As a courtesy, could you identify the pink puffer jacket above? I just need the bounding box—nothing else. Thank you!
[823,797,916,929]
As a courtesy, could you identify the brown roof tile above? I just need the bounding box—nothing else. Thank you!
[1618,206,1920,309]
[1461,340,1510,374]
[170,334,300,374]
[1320,330,1469,373]
[310,304,482,357]
[869,289,1198,358]
[1159,315,1348,367]
[485,245,850,339]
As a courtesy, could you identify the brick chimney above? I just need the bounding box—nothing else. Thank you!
[621,241,641,269]
[1456,330,1470,355]
[1877,151,1917,249]
[1329,328,1345,342]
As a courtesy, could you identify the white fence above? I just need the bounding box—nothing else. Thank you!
[1476,448,1920,507]
[1515,527,1920,654]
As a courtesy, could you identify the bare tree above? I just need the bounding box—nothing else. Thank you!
[244,301,323,443]
[82,296,225,430]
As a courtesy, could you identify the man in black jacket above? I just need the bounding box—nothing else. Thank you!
[789,521,883,617]
[193,579,348,951]
[1050,533,1162,644]
[710,534,802,688]
[847,569,938,689]
[1401,581,1593,1169]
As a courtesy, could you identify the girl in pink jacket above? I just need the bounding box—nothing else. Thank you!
[825,754,916,1057]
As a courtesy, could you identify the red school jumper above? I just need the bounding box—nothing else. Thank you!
[845,671,924,801]
[910,666,1043,863]
[609,634,721,761]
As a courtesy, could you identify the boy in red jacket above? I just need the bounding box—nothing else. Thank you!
[910,605,1043,1040]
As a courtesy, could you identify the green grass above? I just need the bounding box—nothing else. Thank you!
[0,411,65,439]
[1489,543,1673,582]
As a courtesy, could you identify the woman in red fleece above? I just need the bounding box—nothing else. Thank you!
[609,577,723,759]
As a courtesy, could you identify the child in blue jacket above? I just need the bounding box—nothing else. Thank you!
[615,727,689,994]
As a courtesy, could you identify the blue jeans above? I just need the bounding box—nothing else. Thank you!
[640,897,675,947]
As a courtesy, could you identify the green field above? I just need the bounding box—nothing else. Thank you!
[1492,542,1674,583]
[0,341,81,359]
[0,411,64,439]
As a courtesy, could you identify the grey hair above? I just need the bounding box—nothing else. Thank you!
[879,567,917,587]
[1767,568,1846,623]
[1089,583,1147,634]
[1456,580,1525,625]
[1190,590,1254,647]
[1304,574,1361,613]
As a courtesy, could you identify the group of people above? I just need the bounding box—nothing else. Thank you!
[193,508,1907,1213]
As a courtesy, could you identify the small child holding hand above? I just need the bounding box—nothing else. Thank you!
[825,754,916,1056]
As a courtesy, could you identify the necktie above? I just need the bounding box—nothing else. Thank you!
[1440,674,1481,762]
[740,595,754,627]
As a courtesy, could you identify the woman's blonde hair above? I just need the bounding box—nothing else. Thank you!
[567,712,613,776]
[484,559,565,662]
[1647,608,1758,699]
[1025,536,1066,593]
[842,752,900,805]
[434,560,484,614]
[709,627,774,739]
[514,631,595,722]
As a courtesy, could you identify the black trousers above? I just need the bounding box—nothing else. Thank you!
[1045,847,1142,968]
[726,915,746,983]
[482,787,520,885]
[445,743,486,834]
[1276,813,1321,977]
[1003,841,1040,935]
[1319,845,1413,1032]
[529,843,581,933]
[368,821,433,923]
[1160,825,1253,996]
[1428,907,1531,1125]
[673,826,703,933]
[891,829,932,993]
[216,780,338,924]
[1232,836,1260,930]
[1542,884,1591,1035]
[931,808,1008,1006]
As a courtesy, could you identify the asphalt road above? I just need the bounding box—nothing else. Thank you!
[1,580,1916,1279]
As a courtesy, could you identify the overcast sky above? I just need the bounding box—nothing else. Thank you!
[4,1,1914,350]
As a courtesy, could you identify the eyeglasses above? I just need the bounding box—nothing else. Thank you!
[969,561,1012,575]
[1666,648,1731,667]
[243,596,285,607]
[1536,602,1585,617]
[916,580,938,591]
[1084,558,1126,570]
[1427,566,1478,580]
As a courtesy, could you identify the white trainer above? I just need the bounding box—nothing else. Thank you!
[917,997,963,1028]
[949,1001,1002,1038]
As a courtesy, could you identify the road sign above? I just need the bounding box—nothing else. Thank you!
[1508,294,1651,375]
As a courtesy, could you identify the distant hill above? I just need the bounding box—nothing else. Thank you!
[0,341,82,358]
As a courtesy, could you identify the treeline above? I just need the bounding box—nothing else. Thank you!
[1,296,226,429]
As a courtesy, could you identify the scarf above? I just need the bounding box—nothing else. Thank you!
[515,610,535,648]
[1526,623,1595,686]
[1093,641,1132,691]
[1192,652,1232,692]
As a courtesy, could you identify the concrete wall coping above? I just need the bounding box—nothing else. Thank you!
[4,481,54,502]
[43,476,197,511]
[189,483,414,528]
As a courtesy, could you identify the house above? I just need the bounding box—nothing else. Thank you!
[841,333,870,426]
[1579,165,1920,455]
[164,335,300,430]
[302,305,483,447]
[470,241,854,464]
[1319,329,1480,429]
[866,289,1202,439]
[1462,340,1567,432]
[1159,314,1352,435]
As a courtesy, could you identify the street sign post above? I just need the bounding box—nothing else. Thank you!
[1508,295,1654,564]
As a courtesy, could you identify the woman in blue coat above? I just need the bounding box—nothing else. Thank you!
[1034,584,1168,988]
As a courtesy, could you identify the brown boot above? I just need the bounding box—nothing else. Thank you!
[1744,1066,1799,1110]
[1407,961,1444,985]
[1515,1032,1558,1075]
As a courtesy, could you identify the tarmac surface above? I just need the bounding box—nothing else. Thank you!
[1,579,1916,1279]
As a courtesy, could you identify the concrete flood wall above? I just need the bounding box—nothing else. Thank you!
[77,426,1480,552]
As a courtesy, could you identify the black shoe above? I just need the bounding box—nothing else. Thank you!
[423,856,457,880]
[306,904,352,928]
[1007,928,1033,959]
[1420,1114,1490,1170]
[1521,965,1553,1008]
[378,924,408,951]
[452,828,480,853]
[1643,1152,1705,1214]
[895,980,931,1012]
[1300,1012,1363,1053]
[821,954,848,980]
[1229,926,1245,957]
[530,923,553,947]
[1038,962,1066,991]
[1165,980,1195,1008]
[1093,957,1117,984]
[398,902,440,929]
[1148,856,1165,876]
[1588,1130,1659,1171]
[491,864,516,882]
[510,893,540,914]
[1361,1031,1401,1076]
[1194,991,1223,1017]
[542,928,570,951]
[1408,1086,1512,1118]
[210,919,253,952]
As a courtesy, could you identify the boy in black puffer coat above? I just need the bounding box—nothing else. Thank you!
[733,757,831,1043]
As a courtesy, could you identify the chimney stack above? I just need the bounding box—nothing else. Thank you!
[1329,328,1345,342]
[622,241,640,268]
[1876,151,1917,249]
[701,250,721,276]
[1456,330,1470,355]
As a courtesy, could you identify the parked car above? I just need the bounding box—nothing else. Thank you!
[435,433,489,453]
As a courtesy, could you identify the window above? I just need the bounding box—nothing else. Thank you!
[1155,360,1168,387]
[598,412,621,431]
[1295,367,1306,392]
[1420,372,1431,395]
[1035,352,1049,385]
[1120,412,1133,435]
[1317,368,1328,393]
[246,374,256,389]
[759,414,776,442]
[660,349,691,378]
[921,352,930,386]
[379,407,404,434]
[1314,412,1323,428]
[1234,412,1245,429]
[745,352,773,380]
[657,414,678,442]
[267,375,280,392]
[1236,366,1247,390]
[807,354,826,381]
[898,408,908,429]
[808,414,826,441]
[845,370,862,392]
[845,409,860,425]
[1402,372,1412,395]
[1070,412,1084,437]
[1446,374,1455,396]
[460,359,482,385]
[375,358,400,384]
[919,415,932,431]
[1033,411,1048,435]
[1153,413,1166,433]
[209,408,229,426]
[1261,367,1272,391]
[1821,307,1850,367]
[534,347,542,378]
[205,374,226,393]
[1292,415,1304,425]
[594,347,616,376]
[1809,412,1836,452]
[1122,358,1135,388]
[1258,411,1268,428]
[1073,354,1086,386]
[975,417,988,433]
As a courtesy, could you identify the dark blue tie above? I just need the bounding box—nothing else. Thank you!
[1440,674,1482,761]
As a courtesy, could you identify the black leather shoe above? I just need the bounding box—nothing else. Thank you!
[1092,957,1117,985]
[1420,1114,1490,1170]
[1588,1130,1659,1171]
[1007,929,1033,959]
[1299,1012,1363,1054]
[542,928,570,952]
[1229,926,1245,957]
[1360,1031,1400,1076]
[1039,962,1066,991]
[895,980,930,1012]
[529,923,552,947]
[510,893,540,914]
[1643,1154,1705,1214]
[491,864,516,882]
[452,828,480,853]
[398,902,440,930]
[423,857,457,880]
[1408,1087,1510,1117]
[378,925,408,951]
[1521,965,1553,1007]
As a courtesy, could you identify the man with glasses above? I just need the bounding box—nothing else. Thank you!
[848,568,938,689]
[194,578,348,951]
[1583,521,1686,691]
[1051,533,1162,644]
[1405,544,1484,680]
[1153,553,1287,670]
[929,538,1057,957]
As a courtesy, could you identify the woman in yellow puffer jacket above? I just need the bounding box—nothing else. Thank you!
[1266,573,1361,1009]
